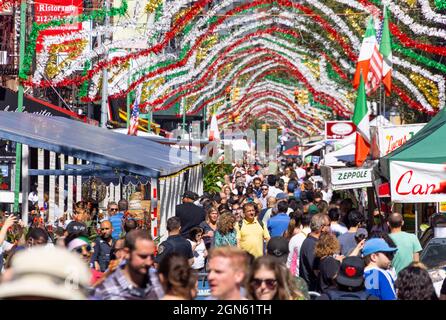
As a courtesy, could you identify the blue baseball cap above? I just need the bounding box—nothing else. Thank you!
[276,193,288,200]
[362,238,397,256]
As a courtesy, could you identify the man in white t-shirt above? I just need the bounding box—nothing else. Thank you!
[266,175,282,198]
[295,163,307,181]
[286,213,312,276]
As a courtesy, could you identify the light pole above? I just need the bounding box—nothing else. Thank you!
[100,0,110,128]
[13,0,27,213]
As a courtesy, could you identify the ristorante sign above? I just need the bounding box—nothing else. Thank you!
[390,161,446,203]
[35,0,83,51]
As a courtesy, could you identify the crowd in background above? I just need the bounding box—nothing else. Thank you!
[0,155,444,300]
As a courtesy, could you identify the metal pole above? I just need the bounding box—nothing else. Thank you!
[126,73,131,129]
[147,110,152,133]
[182,97,186,130]
[100,0,110,128]
[203,104,207,132]
[414,205,418,238]
[13,0,27,212]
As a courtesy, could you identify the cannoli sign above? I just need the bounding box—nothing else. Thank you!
[390,161,446,202]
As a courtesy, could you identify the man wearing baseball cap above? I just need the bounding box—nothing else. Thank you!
[363,238,398,300]
[175,191,205,237]
[317,256,379,300]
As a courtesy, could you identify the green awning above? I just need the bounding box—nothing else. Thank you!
[379,107,446,179]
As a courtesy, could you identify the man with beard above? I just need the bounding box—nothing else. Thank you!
[91,220,115,273]
[91,230,163,300]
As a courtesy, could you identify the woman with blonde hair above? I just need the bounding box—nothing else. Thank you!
[246,256,304,300]
[222,185,232,197]
[315,232,342,293]
[214,213,238,247]
[200,206,219,249]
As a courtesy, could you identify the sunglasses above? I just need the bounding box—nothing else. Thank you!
[251,278,277,290]
[75,245,92,254]
[379,251,395,260]
[109,208,118,212]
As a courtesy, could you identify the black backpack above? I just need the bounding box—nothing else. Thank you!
[325,289,372,300]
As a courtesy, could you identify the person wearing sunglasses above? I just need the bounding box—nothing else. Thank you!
[246,256,303,300]
[66,235,96,285]
[91,230,163,300]
[91,221,115,273]
[363,238,398,300]
[107,201,124,239]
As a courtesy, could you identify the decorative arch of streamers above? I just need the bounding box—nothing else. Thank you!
[19,0,446,138]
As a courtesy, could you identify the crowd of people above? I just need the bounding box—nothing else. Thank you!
[0,156,444,300]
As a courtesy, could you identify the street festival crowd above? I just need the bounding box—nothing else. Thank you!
[0,156,445,300]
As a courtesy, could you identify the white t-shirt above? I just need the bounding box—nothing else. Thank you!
[321,189,333,203]
[296,167,307,180]
[281,176,290,185]
[286,232,307,272]
[331,222,348,237]
[0,241,14,256]
[188,239,206,270]
[268,186,282,198]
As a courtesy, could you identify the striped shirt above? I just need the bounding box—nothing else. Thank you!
[91,263,164,300]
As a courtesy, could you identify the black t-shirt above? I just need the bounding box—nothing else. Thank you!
[299,235,319,291]
[175,203,206,237]
[318,256,340,293]
[154,235,194,264]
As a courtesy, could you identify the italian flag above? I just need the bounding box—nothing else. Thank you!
[352,74,371,167]
[209,114,220,142]
[380,7,392,96]
[353,17,376,89]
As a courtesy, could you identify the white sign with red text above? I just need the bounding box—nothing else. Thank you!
[390,161,446,203]
[371,124,425,158]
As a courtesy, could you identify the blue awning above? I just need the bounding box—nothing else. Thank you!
[0,111,199,178]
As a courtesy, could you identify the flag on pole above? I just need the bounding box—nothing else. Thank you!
[380,7,392,96]
[209,114,220,142]
[127,84,143,136]
[367,19,383,95]
[352,73,371,167]
[353,17,376,90]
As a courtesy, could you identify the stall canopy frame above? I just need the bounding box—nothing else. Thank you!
[0,112,200,178]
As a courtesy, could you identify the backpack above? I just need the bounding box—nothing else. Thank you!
[238,218,264,230]
[325,289,372,300]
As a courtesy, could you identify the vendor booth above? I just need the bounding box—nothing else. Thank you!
[377,107,446,237]
[0,112,202,239]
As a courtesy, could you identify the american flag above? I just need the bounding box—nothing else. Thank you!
[367,19,383,95]
[127,84,143,136]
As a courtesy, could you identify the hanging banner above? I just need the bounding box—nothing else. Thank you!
[325,121,356,141]
[370,124,425,159]
[34,0,83,52]
[320,165,373,191]
[331,167,373,186]
[390,161,446,203]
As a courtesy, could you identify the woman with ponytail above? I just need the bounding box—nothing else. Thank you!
[158,253,198,300]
